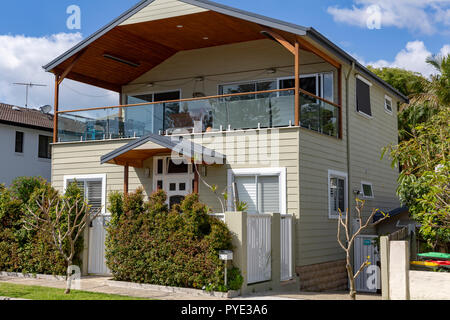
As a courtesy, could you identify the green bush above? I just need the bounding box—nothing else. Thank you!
[0,178,84,275]
[106,189,242,292]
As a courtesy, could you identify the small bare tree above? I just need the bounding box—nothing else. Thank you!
[337,199,389,300]
[23,192,100,294]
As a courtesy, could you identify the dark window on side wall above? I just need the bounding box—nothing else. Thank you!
[15,131,24,153]
[356,78,372,116]
[38,135,52,159]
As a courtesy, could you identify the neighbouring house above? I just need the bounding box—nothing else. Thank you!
[42,0,409,291]
[0,103,53,186]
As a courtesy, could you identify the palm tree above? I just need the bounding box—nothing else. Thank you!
[398,54,449,141]
[408,54,450,110]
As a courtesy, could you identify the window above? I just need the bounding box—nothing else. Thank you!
[126,90,181,104]
[279,72,334,101]
[328,170,348,219]
[15,131,24,153]
[167,158,189,174]
[125,90,181,134]
[356,76,372,117]
[228,168,286,214]
[384,95,393,114]
[219,79,277,100]
[361,182,374,199]
[64,175,106,214]
[38,135,52,159]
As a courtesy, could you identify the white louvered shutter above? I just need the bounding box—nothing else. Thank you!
[86,180,102,212]
[235,176,257,214]
[258,176,280,214]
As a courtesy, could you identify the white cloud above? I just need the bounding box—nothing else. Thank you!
[0,33,118,112]
[365,41,450,77]
[327,0,450,35]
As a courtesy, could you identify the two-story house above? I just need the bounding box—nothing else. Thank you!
[0,103,53,186]
[43,0,408,291]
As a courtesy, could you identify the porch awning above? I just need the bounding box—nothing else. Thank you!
[100,133,225,168]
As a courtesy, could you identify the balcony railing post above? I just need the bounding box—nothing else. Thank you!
[53,75,60,143]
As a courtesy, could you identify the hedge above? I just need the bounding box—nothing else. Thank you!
[105,189,243,292]
[0,177,84,275]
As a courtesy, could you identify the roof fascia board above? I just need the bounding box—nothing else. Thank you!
[0,119,53,133]
[43,0,156,72]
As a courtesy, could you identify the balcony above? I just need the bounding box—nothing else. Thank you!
[57,88,341,143]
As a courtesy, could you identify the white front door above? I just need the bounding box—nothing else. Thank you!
[153,156,194,207]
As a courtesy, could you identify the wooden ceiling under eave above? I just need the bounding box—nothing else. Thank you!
[50,11,272,92]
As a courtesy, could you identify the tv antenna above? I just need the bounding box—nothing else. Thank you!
[13,82,47,108]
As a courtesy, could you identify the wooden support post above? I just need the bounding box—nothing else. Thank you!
[193,166,199,194]
[53,75,60,143]
[294,41,300,126]
[124,164,129,195]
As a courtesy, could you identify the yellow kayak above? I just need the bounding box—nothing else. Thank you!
[411,261,439,267]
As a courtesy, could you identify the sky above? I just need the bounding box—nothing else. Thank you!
[0,0,449,111]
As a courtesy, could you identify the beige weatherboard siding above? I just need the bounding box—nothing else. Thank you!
[119,0,209,26]
[51,127,299,215]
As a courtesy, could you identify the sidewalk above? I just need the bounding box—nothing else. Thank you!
[0,275,380,300]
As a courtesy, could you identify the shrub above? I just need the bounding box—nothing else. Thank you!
[0,179,84,275]
[105,190,241,292]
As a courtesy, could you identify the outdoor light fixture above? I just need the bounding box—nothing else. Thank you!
[147,82,155,87]
[194,76,204,82]
[103,54,140,68]
[266,68,276,74]
[177,25,184,28]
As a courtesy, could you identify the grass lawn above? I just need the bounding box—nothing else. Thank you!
[0,282,149,300]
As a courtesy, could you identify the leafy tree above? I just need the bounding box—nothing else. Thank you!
[367,66,427,98]
[383,108,450,250]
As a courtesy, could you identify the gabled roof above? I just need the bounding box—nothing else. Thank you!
[43,0,307,73]
[100,132,226,166]
[43,0,408,103]
[0,103,53,132]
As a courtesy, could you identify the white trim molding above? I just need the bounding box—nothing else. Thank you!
[384,95,393,114]
[356,74,373,86]
[227,167,287,215]
[63,174,107,215]
[328,169,348,219]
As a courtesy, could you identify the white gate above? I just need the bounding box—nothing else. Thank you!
[247,214,271,284]
[280,215,293,281]
[88,215,110,275]
[354,235,378,293]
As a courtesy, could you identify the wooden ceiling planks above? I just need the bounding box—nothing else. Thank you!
[51,11,268,91]
[108,148,171,168]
